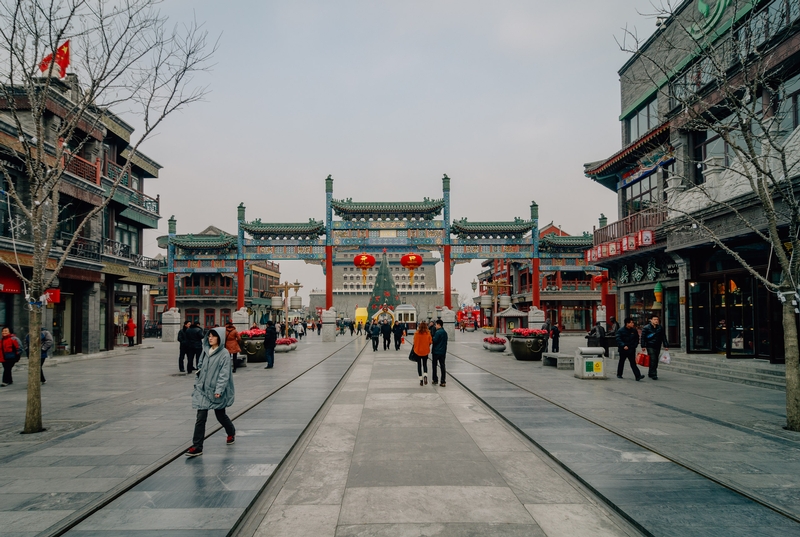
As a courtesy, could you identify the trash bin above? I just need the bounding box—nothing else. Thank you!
[574,347,607,379]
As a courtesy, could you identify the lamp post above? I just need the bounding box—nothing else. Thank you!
[480,278,513,338]
[270,279,302,334]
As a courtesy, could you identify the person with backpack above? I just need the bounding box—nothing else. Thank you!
[1,326,21,386]
[25,326,54,384]
[224,322,242,373]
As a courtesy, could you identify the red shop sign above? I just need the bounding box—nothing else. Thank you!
[0,268,22,294]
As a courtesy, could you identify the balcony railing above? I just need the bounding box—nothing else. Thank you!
[64,153,100,184]
[106,160,132,187]
[103,238,131,258]
[55,232,101,261]
[130,190,159,214]
[593,208,666,246]
[131,254,166,271]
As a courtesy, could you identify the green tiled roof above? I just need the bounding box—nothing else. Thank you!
[539,232,593,247]
[451,217,534,235]
[170,234,236,249]
[331,198,445,219]
[241,219,325,236]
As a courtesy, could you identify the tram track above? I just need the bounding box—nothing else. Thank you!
[44,338,365,537]
[445,350,800,530]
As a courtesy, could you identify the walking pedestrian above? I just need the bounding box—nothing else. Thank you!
[185,327,236,457]
[393,321,405,351]
[25,326,54,384]
[381,320,392,350]
[365,320,372,341]
[125,317,136,347]
[187,322,204,374]
[1,327,21,386]
[541,319,552,352]
[413,322,432,386]
[178,321,192,373]
[225,322,242,373]
[589,321,607,356]
[616,317,643,381]
[349,322,355,336]
[641,315,669,380]
[317,321,322,335]
[550,323,561,353]
[370,321,381,351]
[356,321,362,335]
[263,320,277,369]
[431,319,448,387]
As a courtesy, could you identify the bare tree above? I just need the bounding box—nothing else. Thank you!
[0,0,216,433]
[618,1,800,429]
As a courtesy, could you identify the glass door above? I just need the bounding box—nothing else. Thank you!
[687,282,711,351]
[713,280,727,353]
[728,276,755,357]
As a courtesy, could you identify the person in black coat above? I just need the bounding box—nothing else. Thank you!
[615,318,643,381]
[186,322,205,374]
[392,322,405,350]
[263,321,278,369]
[640,315,669,380]
[381,320,392,350]
[177,320,192,373]
[370,322,381,351]
[550,324,561,353]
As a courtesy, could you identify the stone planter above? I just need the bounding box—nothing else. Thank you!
[482,327,494,335]
[290,343,298,350]
[275,344,291,353]
[483,343,506,352]
[510,336,546,361]
[465,326,476,332]
[241,336,266,363]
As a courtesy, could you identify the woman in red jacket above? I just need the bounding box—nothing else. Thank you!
[224,322,242,373]
[125,318,136,347]
[1,326,21,386]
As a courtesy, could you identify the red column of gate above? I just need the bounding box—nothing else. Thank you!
[531,257,540,308]
[167,272,175,309]
[443,245,452,309]
[326,246,333,310]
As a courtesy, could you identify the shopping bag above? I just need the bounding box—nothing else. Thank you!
[408,349,418,362]
[635,352,650,367]
[659,350,671,364]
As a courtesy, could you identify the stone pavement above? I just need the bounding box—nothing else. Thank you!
[244,339,642,537]
[0,334,355,536]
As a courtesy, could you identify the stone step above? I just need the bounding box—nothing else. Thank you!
[661,360,786,391]
[667,357,785,377]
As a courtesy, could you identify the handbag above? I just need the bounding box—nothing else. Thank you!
[659,350,671,364]
[408,349,418,362]
[635,352,650,367]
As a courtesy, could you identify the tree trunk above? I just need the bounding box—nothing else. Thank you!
[23,305,43,434]
[784,298,800,431]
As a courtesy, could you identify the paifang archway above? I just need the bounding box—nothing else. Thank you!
[166,175,543,312]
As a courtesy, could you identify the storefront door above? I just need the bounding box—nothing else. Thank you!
[689,276,757,357]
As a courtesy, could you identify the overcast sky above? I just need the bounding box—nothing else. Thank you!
[139,1,658,305]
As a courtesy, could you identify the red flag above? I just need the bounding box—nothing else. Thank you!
[39,40,70,78]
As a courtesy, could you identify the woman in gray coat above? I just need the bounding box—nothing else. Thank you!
[185,327,236,457]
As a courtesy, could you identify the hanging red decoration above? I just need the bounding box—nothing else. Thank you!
[353,253,376,284]
[400,253,423,285]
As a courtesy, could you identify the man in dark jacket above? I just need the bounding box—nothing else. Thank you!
[177,320,191,373]
[186,322,205,374]
[263,321,277,369]
[616,317,643,381]
[431,319,448,386]
[641,315,669,380]
[589,321,608,356]
[392,321,405,350]
[370,322,381,351]
[381,320,392,350]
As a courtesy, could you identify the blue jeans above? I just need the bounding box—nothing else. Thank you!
[265,347,275,368]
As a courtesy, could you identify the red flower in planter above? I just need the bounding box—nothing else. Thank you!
[483,337,507,345]
[512,328,548,337]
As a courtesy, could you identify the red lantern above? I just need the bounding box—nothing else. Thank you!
[353,253,376,284]
[400,252,423,285]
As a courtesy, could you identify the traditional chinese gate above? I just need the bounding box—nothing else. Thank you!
[166,175,544,311]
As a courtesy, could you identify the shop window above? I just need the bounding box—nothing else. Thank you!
[185,308,199,324]
[114,221,139,255]
[204,308,215,328]
[624,97,658,144]
[622,175,658,217]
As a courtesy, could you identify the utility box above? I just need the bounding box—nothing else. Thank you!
[574,347,607,379]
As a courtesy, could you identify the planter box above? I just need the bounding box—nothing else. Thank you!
[510,336,546,361]
[241,337,266,363]
[465,327,476,332]
[275,344,291,353]
[482,328,494,335]
[483,343,506,352]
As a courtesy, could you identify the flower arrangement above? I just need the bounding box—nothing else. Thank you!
[512,328,548,337]
[240,329,266,337]
[483,337,507,345]
[276,338,295,345]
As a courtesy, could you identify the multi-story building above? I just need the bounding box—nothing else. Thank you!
[154,225,281,327]
[475,223,607,332]
[585,0,800,362]
[0,74,163,353]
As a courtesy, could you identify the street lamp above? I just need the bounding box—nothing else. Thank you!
[471,279,477,292]
[479,278,513,338]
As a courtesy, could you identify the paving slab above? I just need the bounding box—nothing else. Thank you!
[445,332,800,534]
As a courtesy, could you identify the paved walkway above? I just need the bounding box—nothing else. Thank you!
[245,339,641,537]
